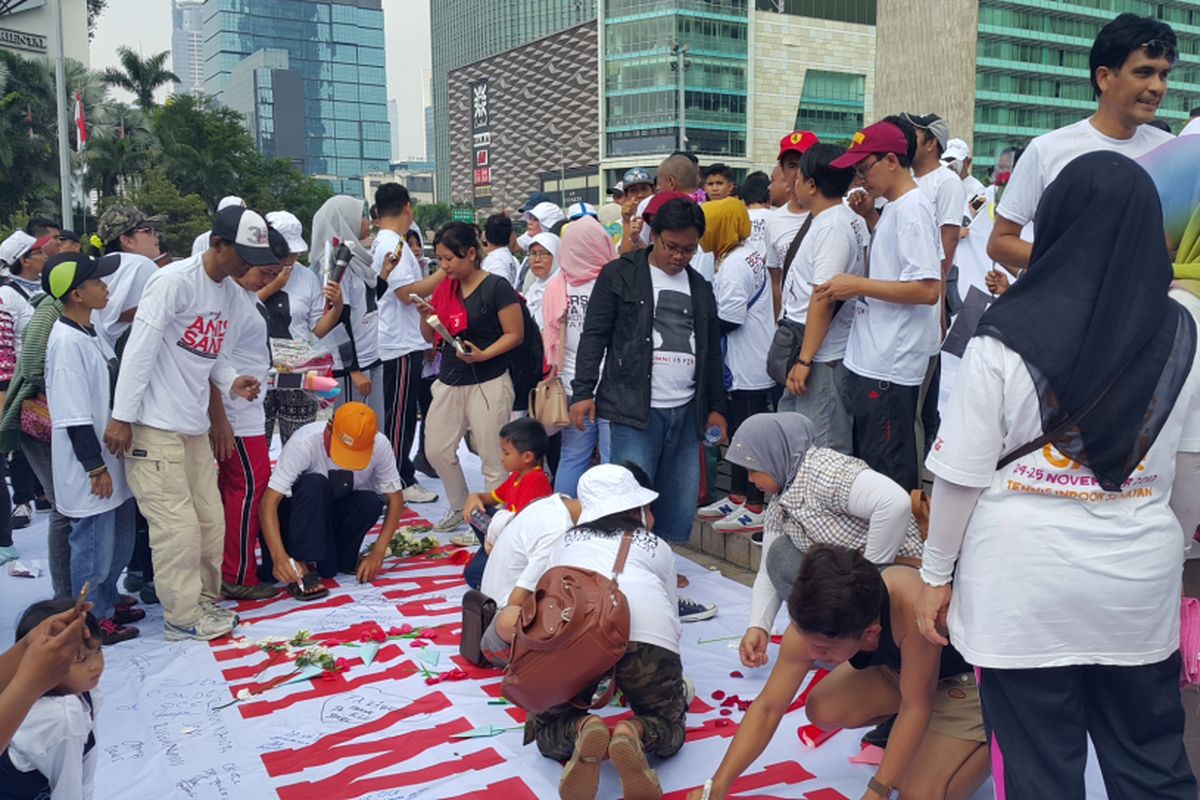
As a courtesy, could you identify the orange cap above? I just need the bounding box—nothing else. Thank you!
[330,402,377,470]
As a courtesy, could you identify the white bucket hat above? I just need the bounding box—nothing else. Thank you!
[576,464,658,526]
[266,210,309,254]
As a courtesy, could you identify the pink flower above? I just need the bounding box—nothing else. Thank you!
[334,658,351,671]
[417,630,438,641]
[390,623,414,637]
[425,676,441,685]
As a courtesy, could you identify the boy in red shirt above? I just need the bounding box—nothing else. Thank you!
[464,418,552,520]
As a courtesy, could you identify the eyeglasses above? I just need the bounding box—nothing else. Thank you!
[658,239,698,259]
[854,156,884,180]
[528,250,553,261]
[1140,39,1179,63]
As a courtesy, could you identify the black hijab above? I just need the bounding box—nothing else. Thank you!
[975,151,1196,491]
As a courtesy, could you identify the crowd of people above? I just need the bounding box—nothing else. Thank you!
[3,9,1200,800]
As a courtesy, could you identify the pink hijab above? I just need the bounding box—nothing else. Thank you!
[542,216,617,370]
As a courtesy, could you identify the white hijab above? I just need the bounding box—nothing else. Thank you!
[309,195,375,282]
[525,232,560,328]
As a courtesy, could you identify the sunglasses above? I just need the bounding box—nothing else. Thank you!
[1139,38,1178,63]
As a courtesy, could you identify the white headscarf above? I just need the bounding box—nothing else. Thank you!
[525,232,560,328]
[310,195,375,282]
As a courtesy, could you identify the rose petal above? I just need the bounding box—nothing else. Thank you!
[424,676,441,685]
[411,640,428,648]
[399,623,414,635]
[719,708,732,716]
[711,690,725,700]
[729,671,744,678]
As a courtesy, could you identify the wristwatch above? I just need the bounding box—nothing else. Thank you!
[868,775,893,797]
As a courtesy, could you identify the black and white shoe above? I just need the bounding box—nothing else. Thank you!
[678,596,717,623]
[11,503,31,530]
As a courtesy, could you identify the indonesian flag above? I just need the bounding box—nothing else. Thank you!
[73,89,87,152]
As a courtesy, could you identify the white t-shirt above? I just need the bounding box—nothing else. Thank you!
[649,265,696,408]
[844,188,942,386]
[548,527,681,655]
[927,329,1200,669]
[714,243,774,391]
[220,288,270,438]
[263,265,324,343]
[111,255,240,436]
[747,207,772,260]
[94,253,157,352]
[690,247,715,283]
[781,204,865,363]
[480,494,573,603]
[996,117,1173,228]
[267,420,403,497]
[915,164,967,230]
[0,284,33,358]
[6,691,98,800]
[46,320,131,517]
[560,279,596,390]
[764,204,809,271]
[373,229,429,361]
[191,230,212,257]
[482,248,518,285]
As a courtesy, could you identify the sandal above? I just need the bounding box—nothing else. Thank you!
[558,715,610,800]
[286,570,329,601]
[609,723,662,800]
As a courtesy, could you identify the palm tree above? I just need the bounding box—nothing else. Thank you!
[100,47,178,110]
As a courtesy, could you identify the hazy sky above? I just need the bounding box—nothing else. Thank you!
[89,0,433,158]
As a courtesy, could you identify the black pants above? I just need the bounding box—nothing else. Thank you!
[415,375,434,464]
[918,355,941,461]
[382,352,422,487]
[9,449,39,505]
[259,473,384,580]
[727,389,772,503]
[128,509,154,580]
[845,370,921,492]
[979,654,1195,800]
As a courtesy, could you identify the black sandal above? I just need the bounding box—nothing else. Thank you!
[287,570,329,601]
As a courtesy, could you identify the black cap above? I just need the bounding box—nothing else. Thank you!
[42,253,121,300]
[210,206,276,266]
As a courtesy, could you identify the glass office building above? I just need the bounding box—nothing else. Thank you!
[200,0,391,195]
[431,0,597,200]
[603,0,750,158]
[973,0,1200,172]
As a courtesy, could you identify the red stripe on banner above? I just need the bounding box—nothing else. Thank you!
[685,717,741,743]
[275,745,504,799]
[803,790,851,800]
[213,621,390,671]
[223,592,354,626]
[394,598,459,618]
[377,574,465,595]
[663,762,816,800]
[785,668,831,714]
[438,776,540,800]
[239,654,418,719]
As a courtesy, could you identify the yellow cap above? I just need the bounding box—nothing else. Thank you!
[329,402,377,470]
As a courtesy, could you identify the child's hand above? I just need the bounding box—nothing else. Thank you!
[463,494,486,519]
[18,611,90,694]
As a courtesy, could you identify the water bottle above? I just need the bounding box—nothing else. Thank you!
[705,425,723,445]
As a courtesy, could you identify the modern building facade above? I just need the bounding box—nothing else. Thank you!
[171,0,206,95]
[448,21,601,209]
[430,0,597,200]
[0,0,88,65]
[876,0,1200,174]
[199,0,391,195]
[363,162,436,207]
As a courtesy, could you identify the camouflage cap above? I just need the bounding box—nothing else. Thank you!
[97,205,164,245]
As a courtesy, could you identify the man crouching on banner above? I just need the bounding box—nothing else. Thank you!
[258,402,406,600]
[689,546,987,800]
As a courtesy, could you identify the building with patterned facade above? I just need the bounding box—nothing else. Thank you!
[448,21,601,209]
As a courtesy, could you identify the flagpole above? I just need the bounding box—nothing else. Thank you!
[51,0,72,229]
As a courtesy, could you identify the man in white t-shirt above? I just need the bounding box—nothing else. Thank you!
[941,139,986,220]
[481,214,518,285]
[765,131,820,318]
[778,143,864,455]
[258,403,406,594]
[903,113,964,284]
[741,171,773,260]
[818,120,942,492]
[372,183,442,506]
[988,14,1177,272]
[106,206,275,642]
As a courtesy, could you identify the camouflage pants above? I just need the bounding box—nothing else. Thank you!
[527,642,688,761]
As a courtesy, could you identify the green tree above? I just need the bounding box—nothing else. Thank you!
[103,168,210,257]
[85,101,156,197]
[414,202,451,234]
[87,0,107,40]
[100,47,178,110]
[152,94,260,211]
[0,51,60,224]
[242,157,332,244]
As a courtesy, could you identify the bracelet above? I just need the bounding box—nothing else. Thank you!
[794,356,812,367]
[88,466,108,478]
[868,775,892,797]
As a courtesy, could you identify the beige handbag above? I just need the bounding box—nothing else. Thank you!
[529,321,570,435]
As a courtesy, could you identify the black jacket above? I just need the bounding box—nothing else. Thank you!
[570,247,727,433]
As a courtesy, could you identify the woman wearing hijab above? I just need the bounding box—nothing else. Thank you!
[916,153,1200,799]
[699,198,779,535]
[310,195,384,421]
[541,216,617,496]
[524,232,560,330]
[725,413,922,669]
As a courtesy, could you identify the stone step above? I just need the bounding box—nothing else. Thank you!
[687,515,760,573]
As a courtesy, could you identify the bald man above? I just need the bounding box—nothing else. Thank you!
[657,153,701,194]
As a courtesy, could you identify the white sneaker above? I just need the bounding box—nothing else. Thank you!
[712,506,765,534]
[164,613,233,641]
[433,510,465,532]
[403,483,438,504]
[200,599,239,626]
[448,532,477,547]
[696,496,743,521]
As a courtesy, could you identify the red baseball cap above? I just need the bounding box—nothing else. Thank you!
[777,130,819,161]
[830,122,910,169]
[642,191,692,221]
[31,235,54,253]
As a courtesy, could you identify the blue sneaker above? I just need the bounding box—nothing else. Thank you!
[0,545,18,566]
[678,596,717,623]
[697,496,743,521]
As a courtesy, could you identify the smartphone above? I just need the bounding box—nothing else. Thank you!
[969,194,987,212]
[469,508,492,533]
[74,581,91,616]
[427,314,467,354]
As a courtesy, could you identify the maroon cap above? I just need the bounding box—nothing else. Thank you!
[642,191,692,221]
[829,122,910,169]
[777,130,820,161]
[31,235,54,252]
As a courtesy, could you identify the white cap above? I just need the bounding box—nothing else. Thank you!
[266,210,308,254]
[516,232,533,251]
[218,195,246,211]
[576,464,658,526]
[526,201,565,230]
[0,231,36,266]
[566,202,598,221]
[942,138,970,164]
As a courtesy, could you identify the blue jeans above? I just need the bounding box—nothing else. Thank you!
[610,404,700,543]
[554,418,612,497]
[69,497,136,619]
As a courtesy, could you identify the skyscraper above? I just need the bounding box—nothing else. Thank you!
[199,0,392,194]
[430,0,597,200]
[171,0,206,96]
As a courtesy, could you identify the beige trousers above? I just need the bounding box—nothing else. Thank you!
[425,373,514,510]
[125,425,223,628]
